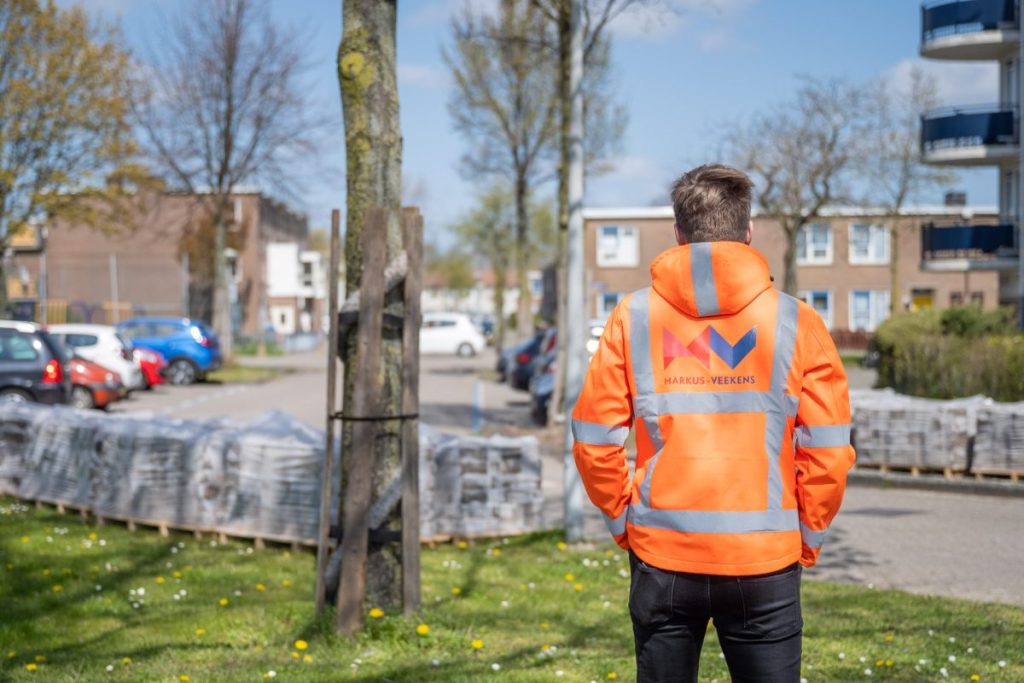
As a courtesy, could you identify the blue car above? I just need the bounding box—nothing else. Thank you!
[116,317,222,385]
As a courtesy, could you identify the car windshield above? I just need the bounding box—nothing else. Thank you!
[115,332,132,352]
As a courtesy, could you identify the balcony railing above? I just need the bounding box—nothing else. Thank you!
[922,0,1018,43]
[921,222,1017,261]
[920,104,1018,153]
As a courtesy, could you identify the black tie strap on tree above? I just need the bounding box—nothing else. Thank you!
[329,411,419,422]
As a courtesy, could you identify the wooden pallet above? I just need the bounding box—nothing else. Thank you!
[970,469,1023,483]
[853,463,960,479]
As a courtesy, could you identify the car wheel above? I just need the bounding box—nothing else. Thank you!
[456,342,476,358]
[70,386,95,410]
[0,389,31,404]
[167,359,198,385]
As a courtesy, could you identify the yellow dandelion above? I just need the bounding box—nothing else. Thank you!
[218,597,229,606]
[291,651,299,659]
[156,576,166,584]
[416,624,431,636]
[971,675,981,682]
[540,622,549,630]
[179,676,190,682]
[368,608,384,619]
[608,673,618,680]
[605,550,614,558]
[471,639,484,650]
[51,584,63,593]
[491,548,501,556]
[20,536,29,543]
[25,663,37,671]
[884,633,894,641]
[88,532,97,541]
[195,629,206,636]
[542,644,551,652]
[574,583,584,592]
[457,540,468,549]
[34,655,44,662]
[42,569,50,576]
[564,573,574,582]
[875,660,884,667]
[451,587,462,595]
[255,583,266,592]
[6,651,15,659]
[173,571,182,579]
[122,657,132,665]
[294,640,309,651]
[281,579,292,587]
[885,660,894,668]
[557,541,567,551]
[62,568,71,575]
[303,654,313,663]
[183,564,192,572]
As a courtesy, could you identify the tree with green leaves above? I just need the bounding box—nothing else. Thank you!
[0,0,143,314]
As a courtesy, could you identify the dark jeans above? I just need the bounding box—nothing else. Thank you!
[629,552,803,683]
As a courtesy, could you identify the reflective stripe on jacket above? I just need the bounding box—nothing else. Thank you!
[571,241,856,575]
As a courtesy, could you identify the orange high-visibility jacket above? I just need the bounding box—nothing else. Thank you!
[572,241,856,575]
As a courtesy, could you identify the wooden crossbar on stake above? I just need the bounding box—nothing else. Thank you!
[401,207,423,616]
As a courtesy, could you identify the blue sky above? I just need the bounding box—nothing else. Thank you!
[71,0,998,243]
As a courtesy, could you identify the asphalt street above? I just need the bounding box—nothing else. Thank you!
[111,344,1023,606]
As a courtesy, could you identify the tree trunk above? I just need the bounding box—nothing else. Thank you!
[515,172,531,340]
[889,217,900,314]
[549,1,572,425]
[212,216,234,358]
[493,264,507,351]
[338,0,403,614]
[782,222,799,295]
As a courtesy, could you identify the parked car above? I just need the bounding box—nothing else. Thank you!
[530,352,556,426]
[0,321,70,405]
[496,331,543,382]
[133,347,167,389]
[68,356,123,410]
[116,317,222,385]
[48,323,145,391]
[420,313,487,357]
[511,327,556,391]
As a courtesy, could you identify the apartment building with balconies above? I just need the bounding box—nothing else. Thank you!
[920,0,1024,312]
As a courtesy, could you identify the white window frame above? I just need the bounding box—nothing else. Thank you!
[796,223,833,266]
[848,290,891,332]
[798,289,833,330]
[596,292,623,319]
[596,224,639,268]
[848,223,890,265]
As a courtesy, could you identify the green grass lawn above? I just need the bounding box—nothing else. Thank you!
[204,364,282,385]
[1,497,1022,682]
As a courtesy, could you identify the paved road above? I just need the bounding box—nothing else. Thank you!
[111,345,1022,606]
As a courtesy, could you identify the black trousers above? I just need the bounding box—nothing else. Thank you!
[629,552,803,683]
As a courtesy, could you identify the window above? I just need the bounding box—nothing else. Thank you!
[302,262,314,289]
[848,223,889,265]
[950,291,964,307]
[796,224,832,265]
[798,290,833,329]
[970,291,985,307]
[597,292,622,318]
[65,334,99,348]
[911,288,934,312]
[0,332,40,361]
[849,290,891,332]
[596,225,639,268]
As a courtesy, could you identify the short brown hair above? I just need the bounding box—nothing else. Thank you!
[670,164,753,243]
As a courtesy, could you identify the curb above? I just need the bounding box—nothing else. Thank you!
[848,469,1024,498]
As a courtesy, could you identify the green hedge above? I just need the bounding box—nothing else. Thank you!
[874,307,1024,401]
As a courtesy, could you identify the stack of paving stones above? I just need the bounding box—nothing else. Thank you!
[427,433,544,537]
[973,402,1024,473]
[849,389,986,472]
[0,402,546,543]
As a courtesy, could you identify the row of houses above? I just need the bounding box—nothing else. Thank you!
[7,190,327,337]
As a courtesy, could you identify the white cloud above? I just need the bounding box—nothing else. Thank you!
[609,0,757,46]
[586,154,675,207]
[398,63,450,89]
[885,58,999,107]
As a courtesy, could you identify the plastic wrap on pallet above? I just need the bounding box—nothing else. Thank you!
[973,402,1024,473]
[850,391,988,471]
[0,402,47,495]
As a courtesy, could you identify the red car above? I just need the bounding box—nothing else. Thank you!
[133,347,167,389]
[69,357,123,410]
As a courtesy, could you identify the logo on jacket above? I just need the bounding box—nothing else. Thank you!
[663,326,756,370]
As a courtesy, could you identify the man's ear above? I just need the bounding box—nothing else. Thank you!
[744,220,753,245]
[674,223,687,245]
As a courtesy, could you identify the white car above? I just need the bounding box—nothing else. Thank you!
[48,323,146,391]
[420,313,487,357]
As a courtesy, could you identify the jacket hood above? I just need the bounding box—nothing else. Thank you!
[650,242,773,318]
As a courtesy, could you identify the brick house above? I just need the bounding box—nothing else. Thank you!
[583,205,1001,342]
